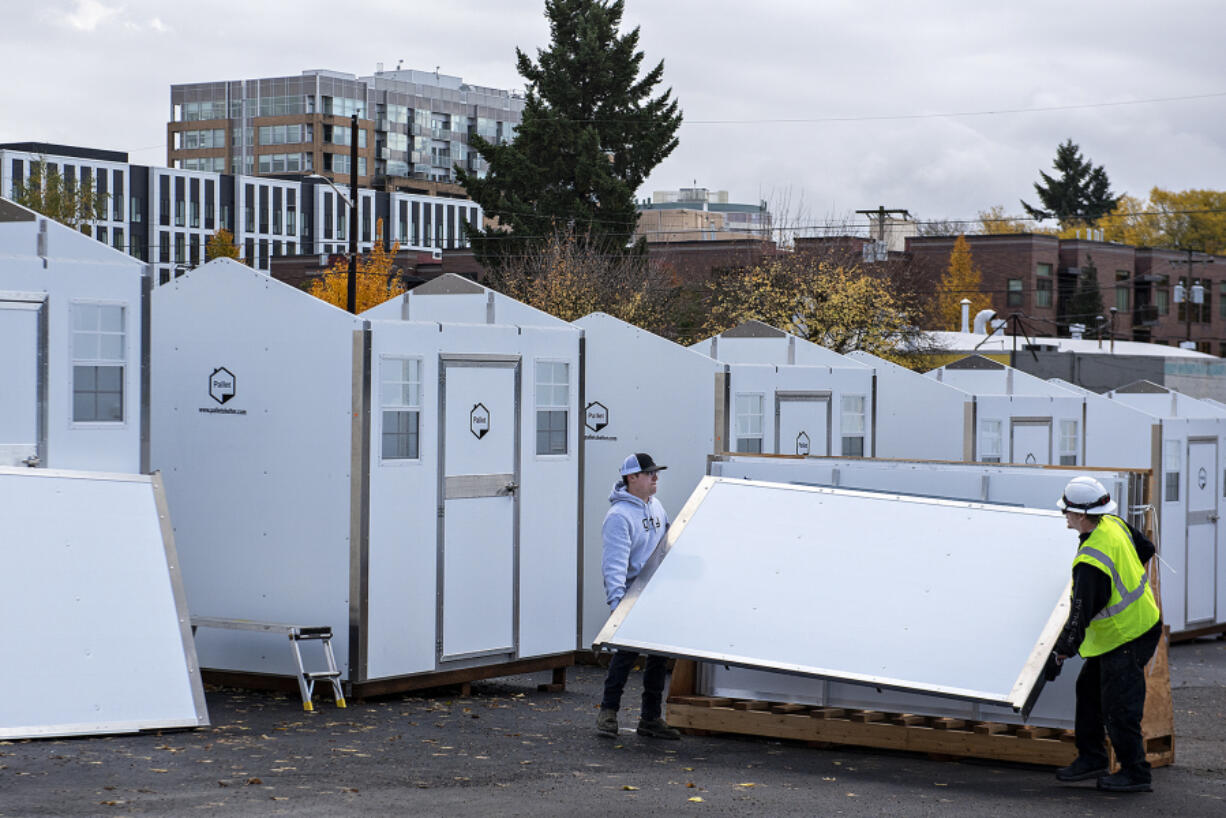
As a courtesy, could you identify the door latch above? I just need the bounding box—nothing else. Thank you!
[504,481,519,495]
[22,454,40,468]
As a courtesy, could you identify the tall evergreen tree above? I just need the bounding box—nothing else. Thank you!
[1021,139,1119,228]
[1062,254,1105,333]
[458,0,682,268]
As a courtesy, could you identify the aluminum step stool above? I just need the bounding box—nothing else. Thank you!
[190,617,347,711]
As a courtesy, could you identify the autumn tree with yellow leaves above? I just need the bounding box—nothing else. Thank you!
[205,229,241,262]
[308,219,406,312]
[703,252,929,361]
[1096,188,1226,254]
[932,235,992,330]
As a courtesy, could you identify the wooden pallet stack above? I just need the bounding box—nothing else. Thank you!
[666,632,1174,768]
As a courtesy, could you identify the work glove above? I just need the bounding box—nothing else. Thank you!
[1042,652,1063,682]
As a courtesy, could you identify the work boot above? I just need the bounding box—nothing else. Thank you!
[636,717,681,740]
[1096,771,1152,793]
[596,708,619,737]
[1055,756,1109,782]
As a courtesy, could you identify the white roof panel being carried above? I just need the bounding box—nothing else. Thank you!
[595,477,1069,715]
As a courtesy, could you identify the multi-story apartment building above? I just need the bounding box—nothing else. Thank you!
[1,142,482,286]
[635,188,772,243]
[907,233,1226,354]
[167,67,524,196]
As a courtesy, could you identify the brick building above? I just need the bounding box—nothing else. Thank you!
[907,234,1224,354]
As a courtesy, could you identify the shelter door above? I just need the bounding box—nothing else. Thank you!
[0,300,43,467]
[1186,439,1218,624]
[776,394,829,456]
[1010,420,1052,465]
[438,359,519,662]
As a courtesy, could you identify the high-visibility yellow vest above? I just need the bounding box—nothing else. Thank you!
[1072,515,1161,658]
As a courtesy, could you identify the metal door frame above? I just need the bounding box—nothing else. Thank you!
[774,391,831,456]
[1185,436,1218,625]
[1009,417,1052,465]
[436,354,521,667]
[0,293,49,467]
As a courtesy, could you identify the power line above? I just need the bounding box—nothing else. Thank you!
[676,90,1226,126]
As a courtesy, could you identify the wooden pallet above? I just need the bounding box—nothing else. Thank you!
[202,651,573,699]
[666,633,1174,769]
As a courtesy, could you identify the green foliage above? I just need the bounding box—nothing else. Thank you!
[458,0,682,268]
[11,157,108,233]
[1063,254,1106,331]
[1021,140,1119,228]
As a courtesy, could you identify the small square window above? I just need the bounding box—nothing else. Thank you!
[535,361,570,455]
[979,419,1002,463]
[380,357,421,461]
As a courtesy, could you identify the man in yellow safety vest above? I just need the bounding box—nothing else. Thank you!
[1050,476,1162,793]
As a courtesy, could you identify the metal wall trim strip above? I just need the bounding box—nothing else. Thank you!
[348,325,372,684]
[151,471,211,725]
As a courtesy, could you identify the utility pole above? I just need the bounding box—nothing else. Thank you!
[855,206,911,241]
[347,112,359,314]
[855,206,910,263]
[1171,248,1211,349]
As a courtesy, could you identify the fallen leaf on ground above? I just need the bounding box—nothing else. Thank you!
[622,785,639,791]
[688,796,704,802]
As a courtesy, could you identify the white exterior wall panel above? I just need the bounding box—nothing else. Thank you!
[575,313,725,645]
[151,259,361,676]
[0,204,144,473]
[847,351,970,461]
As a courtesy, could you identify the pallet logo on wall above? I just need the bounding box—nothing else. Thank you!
[470,402,490,439]
[584,401,609,433]
[208,367,236,405]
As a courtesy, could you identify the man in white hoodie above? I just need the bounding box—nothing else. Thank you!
[596,452,680,740]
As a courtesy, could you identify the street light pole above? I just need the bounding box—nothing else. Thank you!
[347,113,359,314]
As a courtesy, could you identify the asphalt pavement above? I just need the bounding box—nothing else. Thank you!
[2,639,1224,816]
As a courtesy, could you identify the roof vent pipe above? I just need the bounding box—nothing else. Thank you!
[959,299,971,333]
[972,309,997,335]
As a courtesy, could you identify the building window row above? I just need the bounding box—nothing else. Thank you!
[175,129,226,150]
[257,153,312,174]
[176,100,228,122]
[324,124,368,148]
[325,154,367,176]
[259,124,310,146]
[257,95,307,117]
[177,157,227,173]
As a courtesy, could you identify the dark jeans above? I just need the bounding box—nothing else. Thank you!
[601,650,668,721]
[1074,621,1162,780]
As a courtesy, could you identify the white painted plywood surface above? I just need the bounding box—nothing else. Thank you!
[0,468,207,738]
[597,477,1070,710]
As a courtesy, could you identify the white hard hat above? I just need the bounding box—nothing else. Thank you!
[1057,476,1116,515]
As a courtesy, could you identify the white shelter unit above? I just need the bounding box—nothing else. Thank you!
[152,262,581,693]
[701,454,1149,728]
[0,198,146,472]
[572,312,727,645]
[846,350,972,460]
[927,356,1087,466]
[691,321,876,458]
[1,468,207,739]
[1095,380,1226,637]
[596,477,1073,719]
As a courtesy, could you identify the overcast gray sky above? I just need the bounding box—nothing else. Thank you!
[4,0,1224,233]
